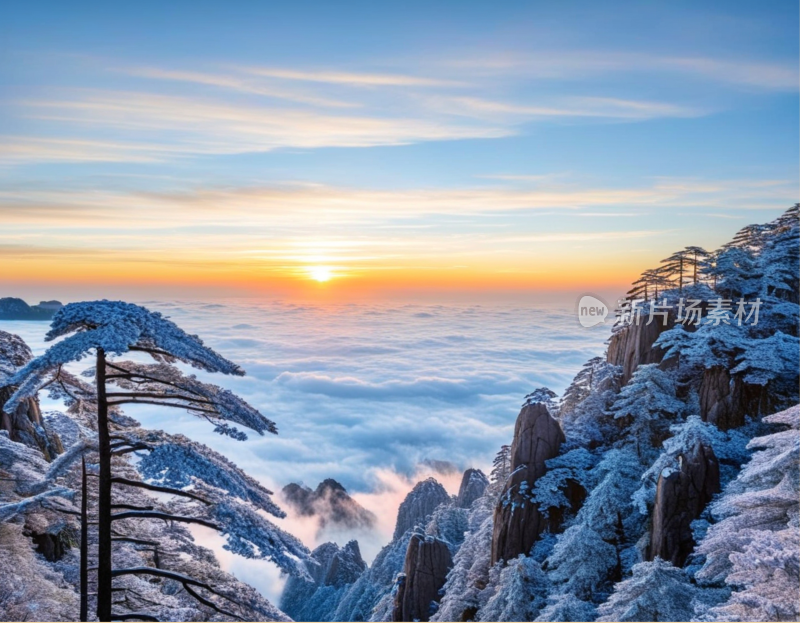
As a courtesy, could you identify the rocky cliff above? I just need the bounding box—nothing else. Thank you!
[491,402,565,565]
[649,441,720,566]
[393,478,451,541]
[281,540,367,621]
[699,365,774,430]
[0,330,63,460]
[392,534,453,622]
[455,468,488,509]
[606,313,674,384]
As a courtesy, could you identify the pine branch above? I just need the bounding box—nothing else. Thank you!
[110,510,220,530]
[111,503,155,511]
[111,612,160,621]
[182,582,243,620]
[106,399,217,415]
[111,477,211,504]
[106,391,214,405]
[111,537,160,547]
[111,567,244,613]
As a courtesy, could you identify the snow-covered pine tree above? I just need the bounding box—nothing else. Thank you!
[3,301,310,622]
[477,554,549,622]
[608,364,685,462]
[595,558,697,622]
[694,405,799,621]
[489,445,511,489]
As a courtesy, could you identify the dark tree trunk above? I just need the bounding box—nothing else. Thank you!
[96,348,112,622]
[80,456,88,622]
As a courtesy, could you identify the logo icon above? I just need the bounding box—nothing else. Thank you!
[578,295,609,328]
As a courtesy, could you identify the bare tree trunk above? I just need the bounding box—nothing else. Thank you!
[96,348,112,622]
[80,456,88,622]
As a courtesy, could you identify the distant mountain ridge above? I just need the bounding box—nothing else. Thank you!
[282,478,377,531]
[0,298,63,320]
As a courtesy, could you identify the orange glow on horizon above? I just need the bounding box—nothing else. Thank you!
[0,249,644,303]
[308,266,333,282]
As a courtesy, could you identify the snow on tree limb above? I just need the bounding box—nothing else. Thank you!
[23,437,97,495]
[133,431,284,516]
[105,361,276,436]
[0,487,74,522]
[4,300,245,413]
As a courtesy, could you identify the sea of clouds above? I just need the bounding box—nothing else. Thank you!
[1,298,609,601]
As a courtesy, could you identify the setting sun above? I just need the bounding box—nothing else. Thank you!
[308,266,333,282]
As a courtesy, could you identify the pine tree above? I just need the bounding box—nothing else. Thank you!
[596,558,697,621]
[3,301,310,621]
[694,405,799,621]
[490,445,512,487]
[608,365,684,461]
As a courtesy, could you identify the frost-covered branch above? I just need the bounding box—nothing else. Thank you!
[4,300,246,413]
[110,477,212,505]
[0,487,74,522]
[23,437,97,495]
[110,510,221,531]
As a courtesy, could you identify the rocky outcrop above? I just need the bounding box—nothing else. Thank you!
[324,540,367,587]
[491,402,565,565]
[0,298,62,320]
[455,468,488,509]
[394,478,451,540]
[280,540,367,621]
[607,316,674,384]
[393,534,452,622]
[282,478,376,531]
[22,514,74,562]
[699,365,773,430]
[649,442,720,566]
[0,331,63,461]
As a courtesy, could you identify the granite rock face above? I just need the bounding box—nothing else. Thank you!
[455,468,489,509]
[491,402,565,565]
[392,534,453,622]
[699,365,773,430]
[606,315,674,384]
[649,441,720,566]
[394,478,451,541]
[0,330,63,461]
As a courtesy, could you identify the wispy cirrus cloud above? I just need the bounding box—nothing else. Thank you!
[1,48,739,165]
[126,67,360,108]
[444,51,799,90]
[240,66,465,88]
[430,95,705,121]
[0,176,793,229]
[0,136,183,164]
[2,90,511,163]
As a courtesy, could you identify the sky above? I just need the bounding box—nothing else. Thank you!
[1,1,798,301]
